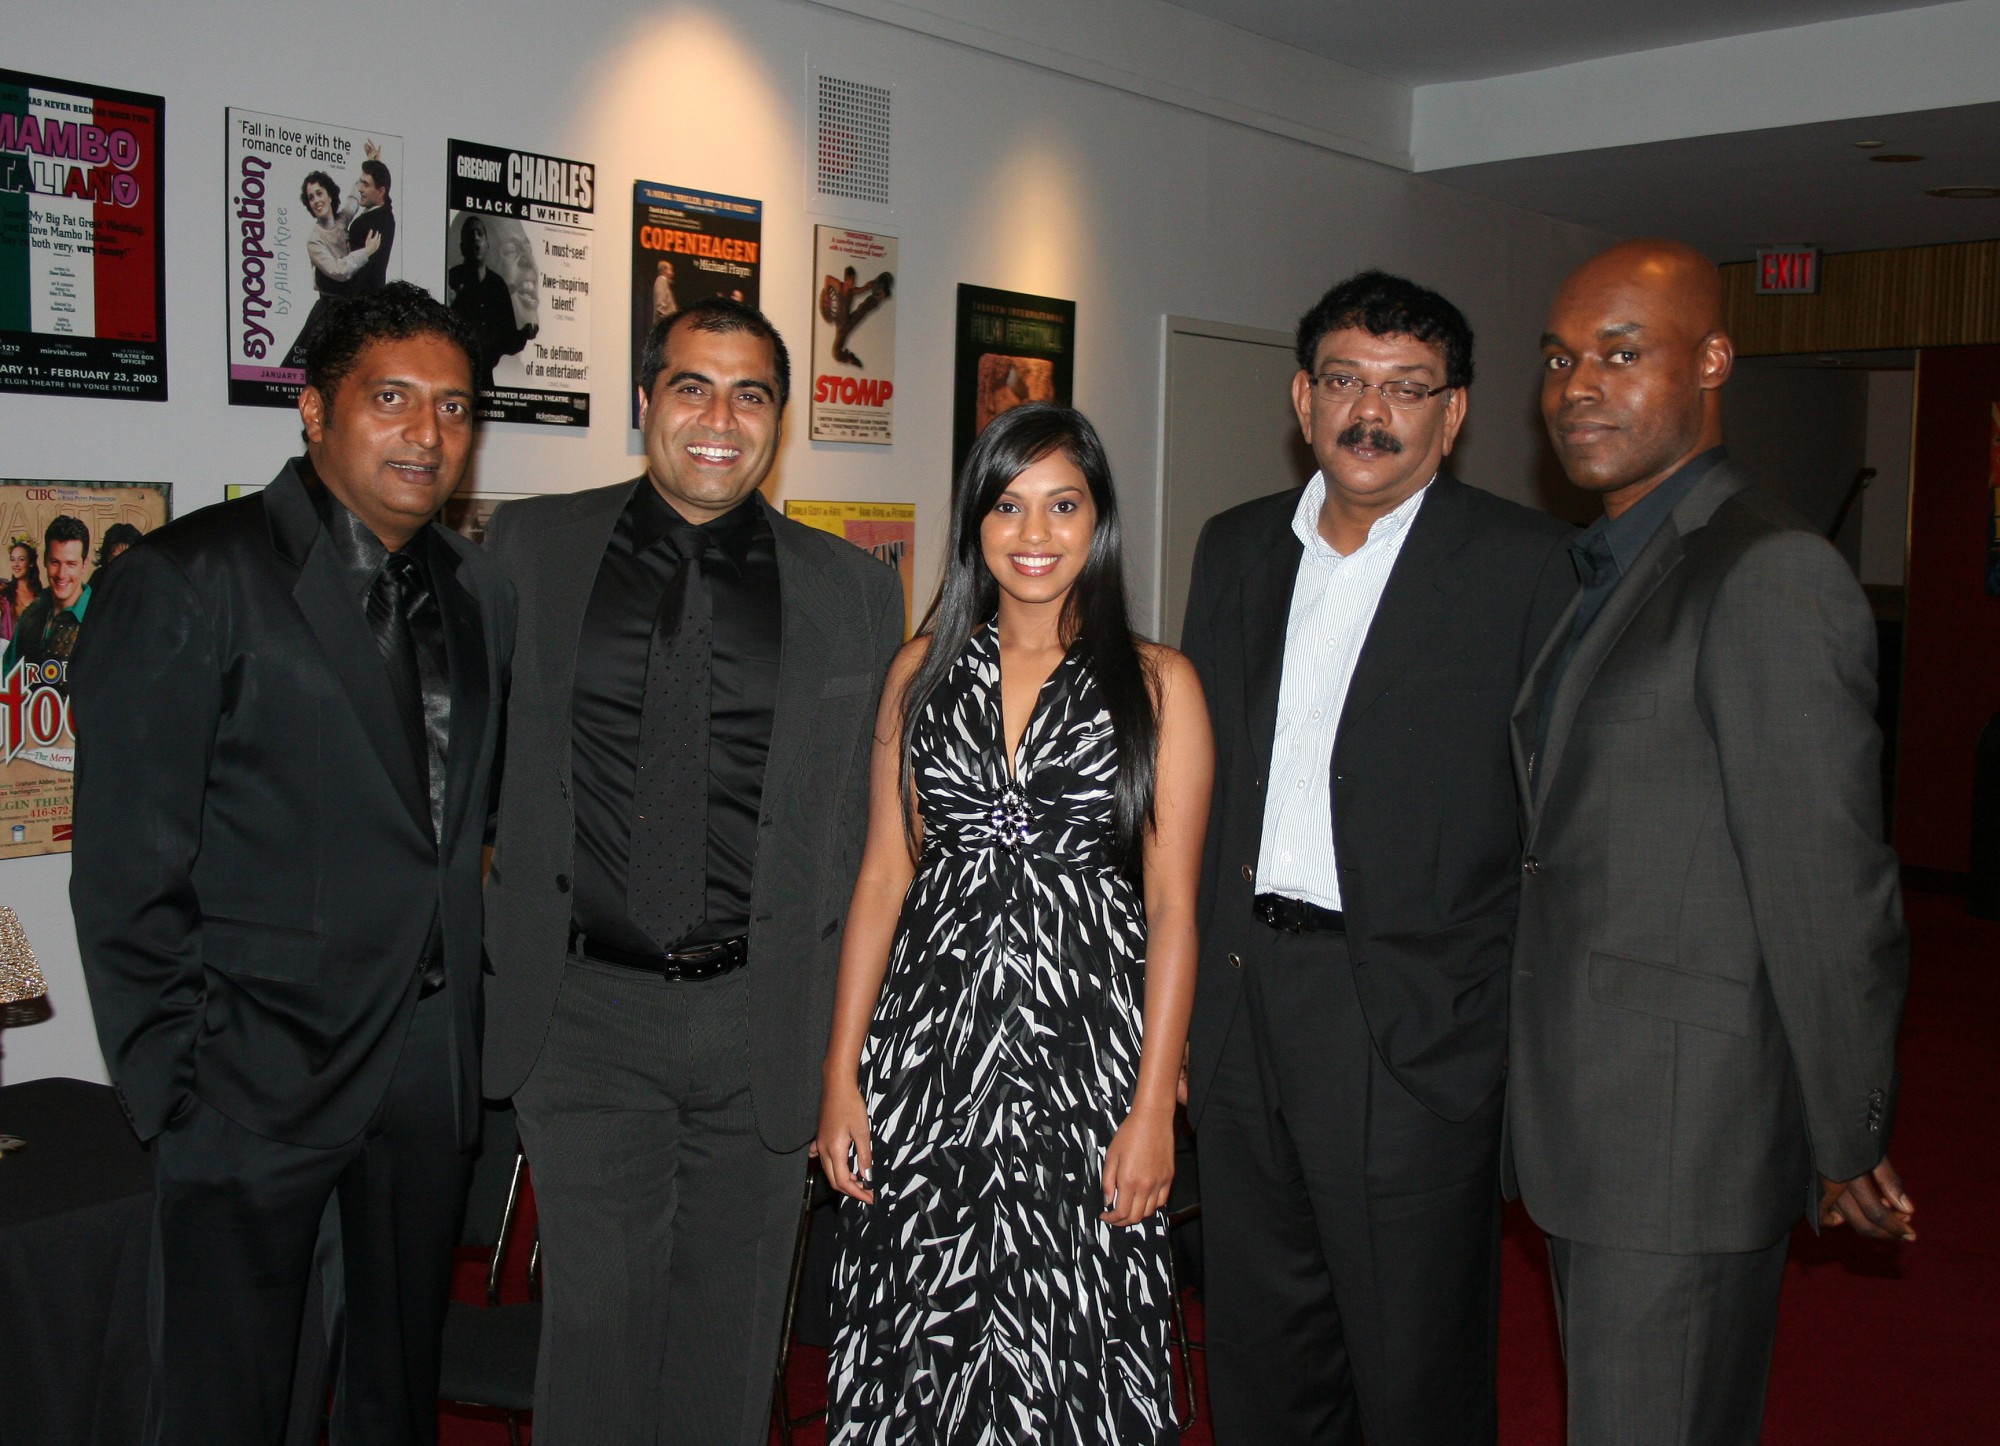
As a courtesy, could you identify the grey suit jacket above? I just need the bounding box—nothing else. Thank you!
[479,481,903,1149]
[1506,462,1907,1254]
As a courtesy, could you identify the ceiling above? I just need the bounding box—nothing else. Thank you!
[1425,101,2000,261]
[1160,0,1945,85]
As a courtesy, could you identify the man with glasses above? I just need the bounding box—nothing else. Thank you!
[1180,270,1574,1444]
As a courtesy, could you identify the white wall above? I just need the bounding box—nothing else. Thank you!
[0,0,1611,1086]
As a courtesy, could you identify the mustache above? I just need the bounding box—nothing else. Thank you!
[1336,422,1402,454]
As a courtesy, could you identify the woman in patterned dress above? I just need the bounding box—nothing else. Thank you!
[818,404,1213,1444]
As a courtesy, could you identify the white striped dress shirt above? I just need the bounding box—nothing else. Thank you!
[1255,472,1431,911]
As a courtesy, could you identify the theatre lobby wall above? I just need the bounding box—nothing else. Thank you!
[0,0,1612,1087]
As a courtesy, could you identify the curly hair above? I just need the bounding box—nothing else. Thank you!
[303,281,477,409]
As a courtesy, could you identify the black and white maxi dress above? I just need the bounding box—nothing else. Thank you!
[828,625,1175,1445]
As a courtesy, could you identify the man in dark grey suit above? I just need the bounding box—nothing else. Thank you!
[1511,239,1914,1445]
[481,297,902,1445]
[1181,272,1574,1444]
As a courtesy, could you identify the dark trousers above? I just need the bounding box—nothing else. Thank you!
[514,959,807,1446]
[1547,1231,1789,1446]
[1197,928,1503,1446]
[145,986,467,1446]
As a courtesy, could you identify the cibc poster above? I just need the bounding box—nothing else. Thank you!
[629,182,761,425]
[810,226,896,444]
[0,480,171,859]
[225,110,402,407]
[784,500,916,636]
[445,139,594,427]
[0,70,166,401]
[951,285,1075,479]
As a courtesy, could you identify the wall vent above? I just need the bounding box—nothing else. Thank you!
[813,71,892,209]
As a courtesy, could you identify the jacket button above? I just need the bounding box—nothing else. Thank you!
[1240,864,1254,883]
[1227,952,1241,969]
[555,873,571,893]
[1523,856,1540,876]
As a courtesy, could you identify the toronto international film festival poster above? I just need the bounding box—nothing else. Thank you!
[809,226,897,445]
[629,182,761,426]
[445,139,594,427]
[224,109,403,408]
[0,70,166,402]
[0,480,172,859]
[951,284,1075,479]
[785,500,916,637]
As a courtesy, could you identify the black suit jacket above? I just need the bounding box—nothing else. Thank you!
[70,460,517,1148]
[480,482,903,1150]
[348,201,394,291]
[1181,472,1574,1123]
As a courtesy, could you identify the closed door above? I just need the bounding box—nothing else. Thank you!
[1158,318,1313,646]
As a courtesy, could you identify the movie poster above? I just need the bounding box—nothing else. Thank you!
[0,71,166,402]
[785,499,916,636]
[810,226,896,445]
[951,285,1075,478]
[629,182,761,425]
[445,139,594,427]
[440,491,532,546]
[0,480,171,859]
[224,110,402,408]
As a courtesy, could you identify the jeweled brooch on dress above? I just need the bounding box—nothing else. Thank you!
[988,785,1032,848]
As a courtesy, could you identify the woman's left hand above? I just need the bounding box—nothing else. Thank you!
[1100,1107,1175,1227]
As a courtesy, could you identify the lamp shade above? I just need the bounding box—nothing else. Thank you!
[0,906,47,1005]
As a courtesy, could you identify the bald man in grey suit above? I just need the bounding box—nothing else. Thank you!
[1507,240,1914,1446]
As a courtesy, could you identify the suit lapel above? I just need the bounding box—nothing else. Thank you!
[429,530,490,853]
[763,500,841,809]
[1241,509,1304,784]
[541,480,636,792]
[1337,475,1476,737]
[1511,589,1581,809]
[265,464,430,832]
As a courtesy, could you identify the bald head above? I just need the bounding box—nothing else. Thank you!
[1540,238,1734,515]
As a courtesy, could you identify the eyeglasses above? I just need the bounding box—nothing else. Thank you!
[1309,372,1451,408]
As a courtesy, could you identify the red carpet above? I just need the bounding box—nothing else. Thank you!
[440,886,1998,1444]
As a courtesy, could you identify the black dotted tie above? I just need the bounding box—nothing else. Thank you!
[366,551,430,801]
[630,530,712,950]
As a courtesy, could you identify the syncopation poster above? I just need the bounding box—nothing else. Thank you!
[810,226,896,445]
[445,139,594,427]
[0,71,165,402]
[225,110,402,407]
[951,285,1075,479]
[0,480,171,859]
[784,499,916,637]
[629,182,760,425]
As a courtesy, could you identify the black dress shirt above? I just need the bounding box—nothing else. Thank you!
[1533,447,1725,787]
[570,484,780,955]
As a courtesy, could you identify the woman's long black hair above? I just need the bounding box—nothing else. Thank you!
[901,403,1159,877]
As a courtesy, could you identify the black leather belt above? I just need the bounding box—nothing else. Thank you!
[569,929,750,981]
[1254,893,1346,934]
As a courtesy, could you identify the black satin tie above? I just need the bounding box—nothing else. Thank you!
[630,530,712,951]
[369,549,451,991]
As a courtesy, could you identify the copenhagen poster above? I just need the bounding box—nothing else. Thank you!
[445,139,594,427]
[629,182,761,425]
[225,109,402,407]
[809,226,896,445]
[0,480,171,859]
[0,70,166,402]
[951,284,1075,478]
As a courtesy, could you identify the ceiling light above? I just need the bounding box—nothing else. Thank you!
[1853,140,1886,149]
[1927,186,2000,200]
[1870,154,1924,163]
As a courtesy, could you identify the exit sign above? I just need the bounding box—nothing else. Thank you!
[1756,247,1821,294]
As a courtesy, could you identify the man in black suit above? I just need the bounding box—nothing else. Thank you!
[346,157,395,292]
[71,283,516,1446]
[481,297,902,1444]
[1180,271,1574,1445]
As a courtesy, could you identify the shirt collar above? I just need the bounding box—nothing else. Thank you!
[628,481,768,564]
[1291,471,1433,564]
[58,582,91,622]
[300,457,426,597]
[1579,446,1727,580]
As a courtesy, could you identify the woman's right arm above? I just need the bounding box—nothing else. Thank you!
[816,637,929,1202]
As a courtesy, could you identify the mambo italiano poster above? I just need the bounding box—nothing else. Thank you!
[810,226,896,445]
[628,181,761,426]
[0,480,170,859]
[224,110,402,408]
[0,70,166,402]
[446,139,594,427]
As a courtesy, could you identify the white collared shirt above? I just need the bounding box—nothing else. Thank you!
[1254,472,1431,910]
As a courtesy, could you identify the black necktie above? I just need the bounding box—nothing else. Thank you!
[368,551,431,802]
[630,530,712,951]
